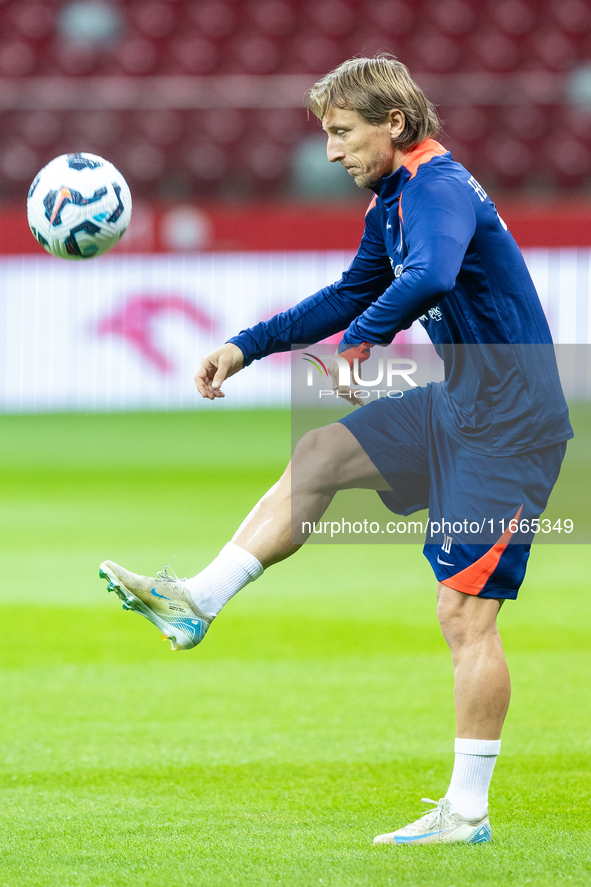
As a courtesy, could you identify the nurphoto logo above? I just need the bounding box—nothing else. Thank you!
[302,353,418,400]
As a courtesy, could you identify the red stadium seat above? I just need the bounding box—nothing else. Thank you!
[0,39,37,76]
[9,2,54,40]
[307,0,356,37]
[528,29,577,72]
[255,108,308,144]
[123,142,166,181]
[547,136,590,187]
[291,33,343,72]
[18,110,62,148]
[467,30,519,72]
[365,0,416,37]
[186,141,229,183]
[187,1,236,38]
[201,109,247,146]
[69,110,125,151]
[171,34,219,74]
[426,0,476,35]
[234,34,281,74]
[558,105,591,143]
[442,106,489,142]
[441,136,473,169]
[342,31,401,63]
[191,141,232,179]
[54,41,102,76]
[138,110,185,147]
[115,37,159,75]
[550,0,591,36]
[486,136,533,187]
[501,104,549,141]
[413,32,460,72]
[487,0,535,36]
[241,138,291,187]
[0,141,39,182]
[247,0,294,37]
[130,2,179,39]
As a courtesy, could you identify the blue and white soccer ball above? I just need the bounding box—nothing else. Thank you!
[27,152,132,260]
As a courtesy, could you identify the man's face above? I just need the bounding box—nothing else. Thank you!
[322,106,398,189]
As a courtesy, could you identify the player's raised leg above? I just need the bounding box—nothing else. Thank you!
[232,422,392,566]
[100,423,390,650]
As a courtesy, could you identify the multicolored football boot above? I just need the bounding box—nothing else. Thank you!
[99,560,212,651]
[373,798,492,845]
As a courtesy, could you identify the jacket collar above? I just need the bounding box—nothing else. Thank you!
[371,139,448,207]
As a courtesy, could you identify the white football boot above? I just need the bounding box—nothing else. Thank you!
[100,560,212,651]
[374,798,492,845]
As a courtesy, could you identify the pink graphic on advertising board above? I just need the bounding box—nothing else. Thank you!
[96,295,217,373]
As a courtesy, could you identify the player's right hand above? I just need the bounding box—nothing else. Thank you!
[328,359,366,407]
[195,343,244,400]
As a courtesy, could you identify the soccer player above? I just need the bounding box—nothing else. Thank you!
[100,55,572,845]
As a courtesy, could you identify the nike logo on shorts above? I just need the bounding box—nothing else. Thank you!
[437,555,455,566]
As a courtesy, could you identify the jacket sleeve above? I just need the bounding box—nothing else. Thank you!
[340,175,477,349]
[227,205,393,366]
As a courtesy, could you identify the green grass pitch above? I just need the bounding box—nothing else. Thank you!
[0,407,589,887]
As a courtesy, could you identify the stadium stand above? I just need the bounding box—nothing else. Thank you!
[0,0,590,199]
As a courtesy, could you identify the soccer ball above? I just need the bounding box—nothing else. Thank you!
[27,152,132,260]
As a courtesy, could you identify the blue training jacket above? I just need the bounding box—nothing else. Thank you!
[228,140,573,455]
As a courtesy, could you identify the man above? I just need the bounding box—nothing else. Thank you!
[100,55,572,845]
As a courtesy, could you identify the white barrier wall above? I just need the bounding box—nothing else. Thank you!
[0,248,589,412]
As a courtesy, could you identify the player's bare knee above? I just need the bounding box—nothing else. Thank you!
[437,597,469,650]
[437,586,501,652]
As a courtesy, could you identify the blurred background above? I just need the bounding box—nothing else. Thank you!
[2,0,591,200]
[0,0,590,410]
[0,7,589,878]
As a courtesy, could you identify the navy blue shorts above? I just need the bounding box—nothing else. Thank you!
[338,384,566,600]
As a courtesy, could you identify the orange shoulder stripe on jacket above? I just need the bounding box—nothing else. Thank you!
[365,194,377,215]
[440,506,523,596]
[402,139,447,179]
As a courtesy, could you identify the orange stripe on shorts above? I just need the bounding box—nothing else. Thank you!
[441,505,523,596]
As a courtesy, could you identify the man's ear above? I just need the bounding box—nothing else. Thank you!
[388,109,406,141]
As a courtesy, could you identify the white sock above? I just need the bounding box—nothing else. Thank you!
[184,542,263,619]
[445,738,501,820]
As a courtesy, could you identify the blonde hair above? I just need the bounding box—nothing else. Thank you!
[306,54,440,151]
